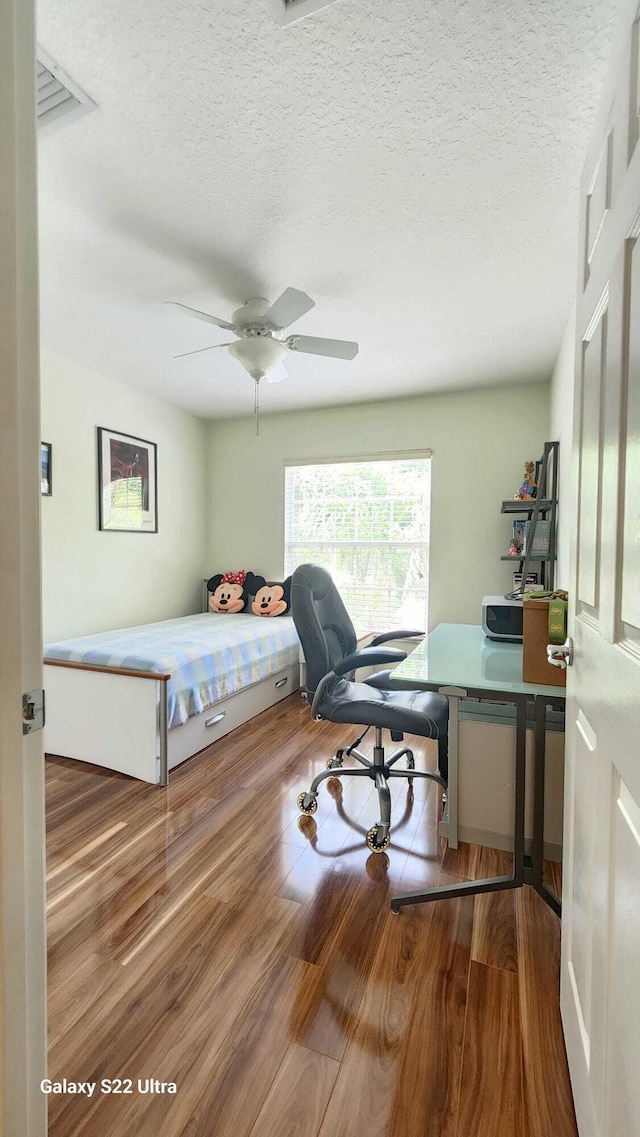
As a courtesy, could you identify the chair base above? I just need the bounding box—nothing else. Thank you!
[298,727,447,851]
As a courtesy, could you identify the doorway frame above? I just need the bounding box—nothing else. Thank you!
[0,0,48,1133]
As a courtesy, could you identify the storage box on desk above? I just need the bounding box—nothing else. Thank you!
[522,599,566,687]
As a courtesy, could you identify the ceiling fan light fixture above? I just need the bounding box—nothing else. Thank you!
[228,337,287,380]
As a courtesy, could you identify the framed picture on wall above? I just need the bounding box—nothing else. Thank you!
[97,427,158,533]
[41,442,52,496]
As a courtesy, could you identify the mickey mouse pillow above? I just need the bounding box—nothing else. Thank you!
[250,576,292,617]
[207,570,262,614]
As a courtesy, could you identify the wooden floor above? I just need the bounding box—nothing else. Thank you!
[46,694,577,1137]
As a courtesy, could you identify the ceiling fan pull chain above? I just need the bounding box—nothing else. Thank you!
[255,378,260,435]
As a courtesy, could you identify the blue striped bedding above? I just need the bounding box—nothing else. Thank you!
[44,613,299,729]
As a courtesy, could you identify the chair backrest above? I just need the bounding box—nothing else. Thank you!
[291,564,357,695]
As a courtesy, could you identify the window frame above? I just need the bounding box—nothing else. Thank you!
[283,450,432,633]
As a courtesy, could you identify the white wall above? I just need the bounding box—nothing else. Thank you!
[207,382,550,629]
[550,307,576,589]
[41,351,208,641]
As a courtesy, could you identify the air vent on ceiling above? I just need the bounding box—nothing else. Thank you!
[37,48,95,132]
[270,0,342,27]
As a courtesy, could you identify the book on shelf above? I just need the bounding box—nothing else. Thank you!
[513,571,539,590]
[507,519,551,557]
[508,519,526,557]
[525,519,551,554]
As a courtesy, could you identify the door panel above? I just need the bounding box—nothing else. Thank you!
[606,781,640,1136]
[577,303,607,615]
[620,234,640,635]
[627,9,640,161]
[568,711,596,1046]
[585,131,613,281]
[563,3,640,1136]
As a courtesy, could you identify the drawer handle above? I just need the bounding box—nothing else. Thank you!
[275,677,289,688]
[205,711,226,728]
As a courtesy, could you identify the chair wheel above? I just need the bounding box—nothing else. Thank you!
[326,776,342,796]
[327,749,344,769]
[406,755,415,770]
[366,825,390,853]
[297,792,318,815]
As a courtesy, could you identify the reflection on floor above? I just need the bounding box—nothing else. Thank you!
[46,693,577,1137]
[544,856,563,898]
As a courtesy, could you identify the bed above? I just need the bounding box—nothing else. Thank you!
[43,611,300,784]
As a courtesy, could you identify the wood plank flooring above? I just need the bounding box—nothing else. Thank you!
[46,693,577,1137]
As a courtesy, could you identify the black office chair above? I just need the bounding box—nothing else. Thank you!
[291,564,448,853]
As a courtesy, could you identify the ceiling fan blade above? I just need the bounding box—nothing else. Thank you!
[174,343,233,359]
[266,362,290,383]
[164,300,235,331]
[286,335,359,360]
[264,288,315,329]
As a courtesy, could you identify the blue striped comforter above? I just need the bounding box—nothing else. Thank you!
[44,613,300,729]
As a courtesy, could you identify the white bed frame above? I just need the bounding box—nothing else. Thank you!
[44,659,299,785]
[44,581,300,784]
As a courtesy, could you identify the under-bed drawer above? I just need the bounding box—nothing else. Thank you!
[167,664,299,770]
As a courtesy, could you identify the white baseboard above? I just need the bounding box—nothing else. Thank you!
[438,820,562,863]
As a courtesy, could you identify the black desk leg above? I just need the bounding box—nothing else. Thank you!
[390,694,529,912]
[528,695,561,918]
[513,694,526,886]
[529,694,547,889]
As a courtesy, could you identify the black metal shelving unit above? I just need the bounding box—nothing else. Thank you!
[501,441,559,597]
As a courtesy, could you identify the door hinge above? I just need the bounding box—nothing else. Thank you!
[22,689,45,734]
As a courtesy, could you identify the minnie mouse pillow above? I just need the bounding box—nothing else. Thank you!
[250,575,292,617]
[207,570,262,614]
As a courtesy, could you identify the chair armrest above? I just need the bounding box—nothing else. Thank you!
[311,647,407,717]
[311,671,333,717]
[333,647,407,676]
[370,629,425,647]
[364,670,393,689]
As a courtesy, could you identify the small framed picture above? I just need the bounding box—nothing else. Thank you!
[97,427,158,533]
[41,442,52,496]
[508,519,526,557]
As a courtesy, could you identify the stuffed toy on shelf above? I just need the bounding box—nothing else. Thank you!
[514,460,537,501]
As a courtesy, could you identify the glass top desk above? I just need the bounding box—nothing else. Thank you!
[388,623,565,915]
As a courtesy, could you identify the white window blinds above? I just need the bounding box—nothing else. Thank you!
[284,455,431,634]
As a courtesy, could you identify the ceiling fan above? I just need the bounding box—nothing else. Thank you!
[165,288,359,384]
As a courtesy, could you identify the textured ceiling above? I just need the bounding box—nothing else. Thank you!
[37,0,617,419]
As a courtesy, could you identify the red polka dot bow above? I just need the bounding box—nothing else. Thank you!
[222,570,246,585]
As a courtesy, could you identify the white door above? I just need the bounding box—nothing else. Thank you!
[0,0,48,1134]
[562,2,640,1135]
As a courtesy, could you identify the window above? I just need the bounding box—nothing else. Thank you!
[284,454,431,633]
